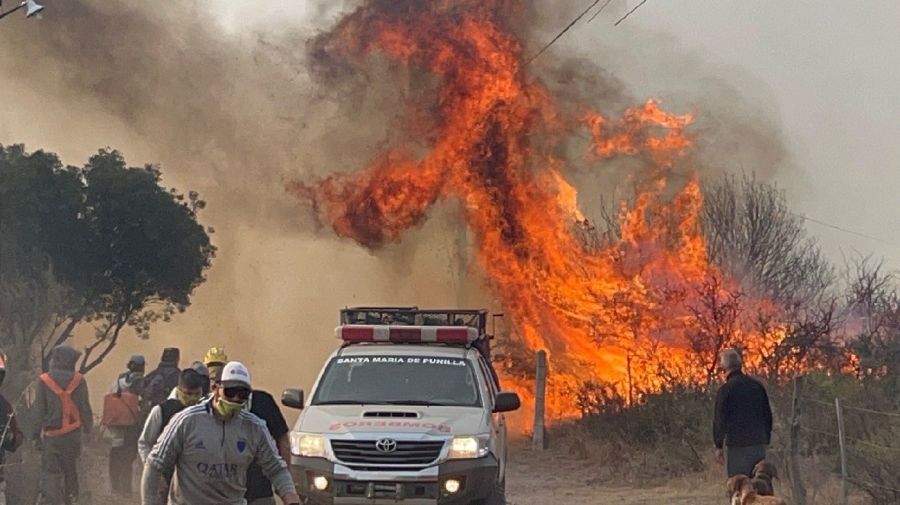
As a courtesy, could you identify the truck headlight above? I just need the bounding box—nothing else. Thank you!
[290,432,328,458]
[448,435,490,459]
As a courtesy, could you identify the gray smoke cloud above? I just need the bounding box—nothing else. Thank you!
[0,0,792,399]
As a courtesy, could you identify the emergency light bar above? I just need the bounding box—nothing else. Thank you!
[336,325,480,345]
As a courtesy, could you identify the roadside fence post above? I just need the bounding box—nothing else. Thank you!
[835,397,849,505]
[789,376,807,505]
[533,350,547,451]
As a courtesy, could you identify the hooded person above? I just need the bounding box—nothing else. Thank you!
[141,361,300,505]
[105,354,146,496]
[32,345,93,505]
[143,348,181,407]
[0,353,24,505]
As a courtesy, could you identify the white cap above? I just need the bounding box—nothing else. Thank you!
[220,361,252,388]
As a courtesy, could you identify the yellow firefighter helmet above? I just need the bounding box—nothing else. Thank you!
[203,346,228,366]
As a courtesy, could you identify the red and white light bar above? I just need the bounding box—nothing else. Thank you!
[336,325,480,345]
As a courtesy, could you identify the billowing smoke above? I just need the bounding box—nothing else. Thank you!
[0,0,790,404]
[0,0,472,399]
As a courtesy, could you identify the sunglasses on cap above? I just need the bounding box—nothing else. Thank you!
[223,386,252,401]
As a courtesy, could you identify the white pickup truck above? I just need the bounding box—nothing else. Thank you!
[281,307,521,505]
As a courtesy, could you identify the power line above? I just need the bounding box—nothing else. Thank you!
[664,170,899,248]
[615,0,649,26]
[525,0,604,66]
[793,213,898,247]
[587,0,615,23]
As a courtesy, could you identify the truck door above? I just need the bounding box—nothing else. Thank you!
[476,354,507,481]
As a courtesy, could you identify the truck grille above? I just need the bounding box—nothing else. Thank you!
[335,481,438,500]
[331,439,445,466]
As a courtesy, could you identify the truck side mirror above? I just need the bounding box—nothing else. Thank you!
[493,391,521,413]
[281,388,305,410]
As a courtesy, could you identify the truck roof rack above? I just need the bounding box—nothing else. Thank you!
[339,307,493,360]
[341,307,488,333]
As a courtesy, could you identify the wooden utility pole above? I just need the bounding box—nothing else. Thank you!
[789,377,807,505]
[533,350,547,451]
[835,398,849,505]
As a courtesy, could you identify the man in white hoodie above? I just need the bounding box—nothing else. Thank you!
[141,362,299,505]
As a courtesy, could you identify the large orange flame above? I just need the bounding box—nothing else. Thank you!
[290,1,784,424]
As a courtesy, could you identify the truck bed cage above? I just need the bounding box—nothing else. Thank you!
[340,307,493,362]
[340,307,488,335]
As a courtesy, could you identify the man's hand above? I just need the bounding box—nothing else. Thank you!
[715,448,725,465]
[32,437,43,452]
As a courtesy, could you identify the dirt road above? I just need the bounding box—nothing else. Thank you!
[505,446,724,505]
[33,440,726,505]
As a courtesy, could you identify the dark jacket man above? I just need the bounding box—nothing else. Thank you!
[143,348,181,407]
[245,390,291,505]
[713,349,773,477]
[32,345,93,505]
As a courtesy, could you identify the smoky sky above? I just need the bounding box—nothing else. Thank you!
[2,0,895,398]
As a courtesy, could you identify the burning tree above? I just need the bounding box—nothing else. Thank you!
[290,0,840,420]
[0,145,215,382]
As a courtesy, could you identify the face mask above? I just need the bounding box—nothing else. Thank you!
[215,397,245,418]
[177,389,201,407]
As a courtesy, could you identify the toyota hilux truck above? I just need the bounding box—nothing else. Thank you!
[281,307,521,505]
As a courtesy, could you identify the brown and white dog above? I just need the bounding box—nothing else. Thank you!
[727,475,787,505]
[751,459,779,496]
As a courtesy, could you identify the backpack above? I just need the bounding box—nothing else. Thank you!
[101,386,141,427]
[160,398,187,430]
[143,366,180,407]
[38,373,83,437]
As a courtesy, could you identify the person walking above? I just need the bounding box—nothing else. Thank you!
[713,348,774,477]
[138,365,207,463]
[0,353,24,505]
[32,345,93,505]
[244,388,291,505]
[138,365,207,503]
[144,348,181,407]
[141,361,299,505]
[105,354,146,496]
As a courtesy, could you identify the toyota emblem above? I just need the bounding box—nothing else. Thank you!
[375,438,398,453]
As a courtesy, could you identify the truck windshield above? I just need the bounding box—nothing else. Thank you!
[312,355,482,407]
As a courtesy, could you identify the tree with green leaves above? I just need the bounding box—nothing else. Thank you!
[0,144,215,379]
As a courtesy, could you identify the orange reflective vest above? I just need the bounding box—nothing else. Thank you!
[39,372,83,437]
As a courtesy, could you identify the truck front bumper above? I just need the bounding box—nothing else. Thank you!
[291,455,498,505]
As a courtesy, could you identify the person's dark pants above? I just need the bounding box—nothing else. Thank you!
[725,444,767,477]
[40,431,82,505]
[109,427,140,495]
